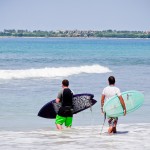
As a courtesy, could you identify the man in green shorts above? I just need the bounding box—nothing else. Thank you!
[55,79,73,130]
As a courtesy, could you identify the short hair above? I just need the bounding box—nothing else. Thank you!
[62,79,69,87]
[108,76,115,85]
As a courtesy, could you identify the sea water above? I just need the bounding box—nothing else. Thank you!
[0,38,150,149]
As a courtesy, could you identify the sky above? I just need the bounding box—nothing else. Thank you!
[0,0,150,31]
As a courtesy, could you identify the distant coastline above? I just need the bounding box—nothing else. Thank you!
[1,36,150,40]
[0,29,150,38]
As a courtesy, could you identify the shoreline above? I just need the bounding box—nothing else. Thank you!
[0,36,150,40]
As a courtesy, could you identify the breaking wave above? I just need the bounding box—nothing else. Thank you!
[0,64,111,80]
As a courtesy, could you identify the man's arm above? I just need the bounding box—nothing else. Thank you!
[101,94,105,113]
[118,95,126,116]
[56,90,62,103]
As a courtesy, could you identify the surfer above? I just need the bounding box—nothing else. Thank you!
[55,79,73,130]
[101,76,126,134]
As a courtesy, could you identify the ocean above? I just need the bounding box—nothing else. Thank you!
[0,37,150,149]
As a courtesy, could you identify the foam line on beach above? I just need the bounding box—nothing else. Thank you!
[0,124,150,149]
[0,64,111,80]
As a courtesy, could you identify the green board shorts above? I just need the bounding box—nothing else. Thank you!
[55,115,73,127]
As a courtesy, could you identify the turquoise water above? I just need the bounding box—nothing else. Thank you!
[0,38,150,149]
[0,38,150,69]
[0,38,150,128]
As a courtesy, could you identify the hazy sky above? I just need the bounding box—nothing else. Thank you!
[0,0,150,31]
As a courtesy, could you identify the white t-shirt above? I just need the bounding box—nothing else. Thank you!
[102,85,121,102]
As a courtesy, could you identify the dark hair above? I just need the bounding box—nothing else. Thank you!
[62,79,69,87]
[108,76,115,85]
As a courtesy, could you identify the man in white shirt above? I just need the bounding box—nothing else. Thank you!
[101,76,126,134]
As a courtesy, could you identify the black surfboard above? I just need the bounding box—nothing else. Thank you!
[38,93,97,119]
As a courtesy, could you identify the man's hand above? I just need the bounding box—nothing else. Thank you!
[123,108,127,116]
[56,98,60,103]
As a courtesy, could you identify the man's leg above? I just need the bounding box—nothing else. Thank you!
[65,117,73,128]
[56,124,63,130]
[55,115,65,130]
[108,118,113,133]
[112,118,118,133]
[108,126,113,133]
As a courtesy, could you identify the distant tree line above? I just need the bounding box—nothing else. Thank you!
[0,29,150,38]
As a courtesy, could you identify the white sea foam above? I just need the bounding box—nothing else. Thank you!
[0,64,111,80]
[0,123,150,150]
